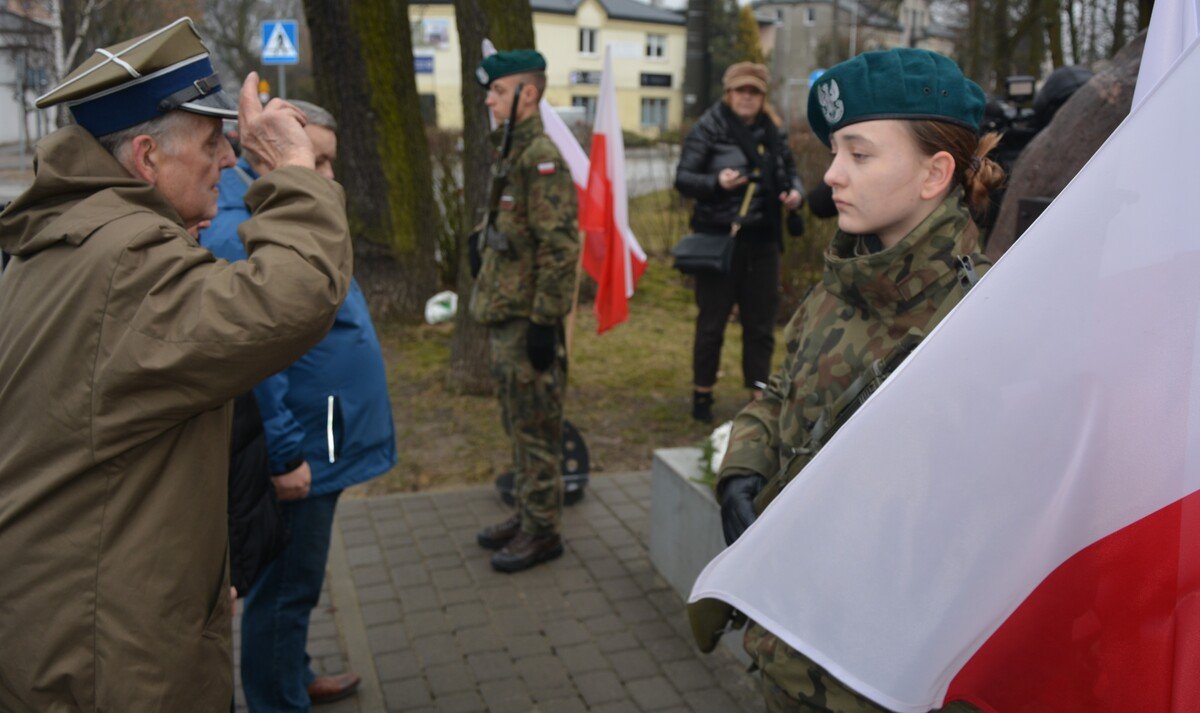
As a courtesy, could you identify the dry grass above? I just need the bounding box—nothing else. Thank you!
[352,188,839,497]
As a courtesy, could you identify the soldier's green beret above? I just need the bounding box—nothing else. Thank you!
[476,50,547,87]
[807,48,986,147]
[35,17,236,137]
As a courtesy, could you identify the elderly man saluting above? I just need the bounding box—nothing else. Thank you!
[0,18,352,713]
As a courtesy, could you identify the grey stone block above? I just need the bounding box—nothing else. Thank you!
[467,650,517,682]
[627,675,684,710]
[381,677,432,709]
[554,641,607,673]
[516,653,572,690]
[423,661,475,697]
[607,647,658,681]
[373,650,422,682]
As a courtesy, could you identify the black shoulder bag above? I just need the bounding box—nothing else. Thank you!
[672,181,757,275]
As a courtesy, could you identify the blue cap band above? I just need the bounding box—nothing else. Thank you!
[69,55,220,136]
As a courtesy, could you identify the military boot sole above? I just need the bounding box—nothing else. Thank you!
[490,541,565,573]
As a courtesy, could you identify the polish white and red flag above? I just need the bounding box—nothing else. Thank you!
[689,23,1200,713]
[578,48,647,333]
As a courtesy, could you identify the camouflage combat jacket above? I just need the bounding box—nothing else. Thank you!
[718,189,990,495]
[469,115,580,326]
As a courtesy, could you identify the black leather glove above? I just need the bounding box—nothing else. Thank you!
[718,473,767,546]
[526,321,557,372]
[468,230,483,278]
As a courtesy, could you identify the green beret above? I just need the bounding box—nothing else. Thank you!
[476,49,546,87]
[807,48,986,147]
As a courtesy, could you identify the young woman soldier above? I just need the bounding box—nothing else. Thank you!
[714,48,1005,712]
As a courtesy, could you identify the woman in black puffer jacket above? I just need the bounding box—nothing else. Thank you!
[675,62,804,422]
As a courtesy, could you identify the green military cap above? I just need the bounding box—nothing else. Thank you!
[807,48,986,147]
[476,49,547,87]
[36,17,237,136]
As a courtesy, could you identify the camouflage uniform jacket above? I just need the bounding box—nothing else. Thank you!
[470,115,580,326]
[718,189,990,493]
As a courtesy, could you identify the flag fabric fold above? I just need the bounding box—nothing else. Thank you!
[1132,0,1200,109]
[578,49,647,334]
[689,32,1200,713]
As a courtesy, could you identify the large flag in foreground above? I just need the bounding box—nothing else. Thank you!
[578,49,647,333]
[689,38,1200,713]
[1132,0,1200,108]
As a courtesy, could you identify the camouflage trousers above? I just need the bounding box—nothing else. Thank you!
[747,623,979,713]
[489,319,564,536]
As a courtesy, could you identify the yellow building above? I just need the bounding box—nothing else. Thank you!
[410,0,686,136]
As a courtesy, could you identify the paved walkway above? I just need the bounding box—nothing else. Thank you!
[235,472,760,712]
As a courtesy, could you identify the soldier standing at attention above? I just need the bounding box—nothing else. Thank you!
[470,50,579,573]
[711,48,1005,711]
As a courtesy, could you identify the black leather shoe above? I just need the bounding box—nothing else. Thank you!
[490,531,564,573]
[476,514,521,550]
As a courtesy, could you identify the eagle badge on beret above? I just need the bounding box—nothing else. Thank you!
[816,81,844,124]
[818,80,844,125]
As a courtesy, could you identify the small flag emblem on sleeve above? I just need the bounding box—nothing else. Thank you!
[537,161,556,175]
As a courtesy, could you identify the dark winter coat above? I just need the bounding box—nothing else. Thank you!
[228,391,288,596]
[674,101,803,245]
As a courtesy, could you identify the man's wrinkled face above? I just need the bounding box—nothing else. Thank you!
[151,113,236,229]
[306,124,337,181]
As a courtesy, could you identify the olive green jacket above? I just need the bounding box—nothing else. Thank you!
[719,189,989,496]
[469,115,580,326]
[0,126,352,712]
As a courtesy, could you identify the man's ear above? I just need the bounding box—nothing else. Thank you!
[921,150,955,200]
[125,134,159,184]
[522,83,538,105]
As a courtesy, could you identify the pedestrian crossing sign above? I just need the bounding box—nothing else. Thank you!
[261,20,300,65]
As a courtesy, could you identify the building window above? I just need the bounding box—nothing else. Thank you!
[645,33,666,58]
[804,6,816,25]
[572,95,597,124]
[579,28,597,54]
[640,97,668,130]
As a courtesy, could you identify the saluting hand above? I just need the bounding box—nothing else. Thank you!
[237,72,315,173]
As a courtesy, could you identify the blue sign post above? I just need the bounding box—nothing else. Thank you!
[261,20,300,98]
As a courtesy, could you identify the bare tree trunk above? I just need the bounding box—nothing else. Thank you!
[1111,0,1128,56]
[1045,0,1065,67]
[1138,0,1154,30]
[1026,0,1045,75]
[1066,0,1080,64]
[991,0,1010,92]
[303,0,439,322]
[445,0,535,395]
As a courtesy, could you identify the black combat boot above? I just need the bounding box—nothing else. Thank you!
[476,514,521,550]
[692,391,714,423]
[490,531,564,573]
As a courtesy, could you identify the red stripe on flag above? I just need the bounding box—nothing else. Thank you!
[578,133,632,333]
[946,488,1200,712]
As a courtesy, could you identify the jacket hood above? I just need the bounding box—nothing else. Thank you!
[0,126,182,257]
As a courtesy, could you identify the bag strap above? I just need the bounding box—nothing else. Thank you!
[730,182,757,237]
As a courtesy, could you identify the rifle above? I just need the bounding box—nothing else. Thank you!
[479,81,526,254]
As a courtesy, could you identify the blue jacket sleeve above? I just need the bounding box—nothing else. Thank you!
[252,369,307,474]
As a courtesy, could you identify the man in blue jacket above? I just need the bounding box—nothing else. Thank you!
[200,100,397,711]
